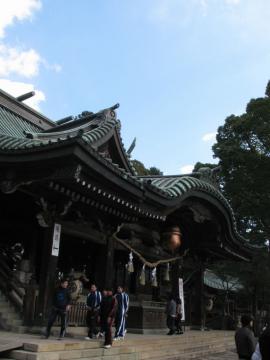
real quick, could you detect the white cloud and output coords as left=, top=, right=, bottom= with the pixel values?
left=0, top=44, right=41, bottom=77
left=0, top=78, right=45, bottom=111
left=42, top=59, right=62, bottom=73
left=202, top=132, right=216, bottom=142
left=0, top=0, right=62, bottom=113
left=0, top=0, right=41, bottom=38
left=180, top=164, right=194, bottom=174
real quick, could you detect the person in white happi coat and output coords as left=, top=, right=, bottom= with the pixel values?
left=114, top=286, right=129, bottom=340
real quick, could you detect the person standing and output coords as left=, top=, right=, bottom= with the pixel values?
left=166, top=293, right=177, bottom=335
left=175, top=296, right=183, bottom=335
left=85, top=284, right=102, bottom=340
left=45, top=279, right=71, bottom=340
left=97, top=289, right=108, bottom=338
left=235, top=315, right=256, bottom=360
left=251, top=343, right=262, bottom=360
left=114, top=286, right=129, bottom=340
left=100, top=287, right=118, bottom=349
left=259, top=324, right=270, bottom=360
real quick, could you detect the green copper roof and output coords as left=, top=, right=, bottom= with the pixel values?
left=142, top=175, right=231, bottom=206
left=0, top=109, right=118, bottom=148
left=0, top=103, right=136, bottom=175
left=204, top=269, right=243, bottom=291
left=0, top=105, right=41, bottom=138
left=142, top=174, right=236, bottom=227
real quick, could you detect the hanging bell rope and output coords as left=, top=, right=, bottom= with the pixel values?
left=139, top=264, right=146, bottom=286
left=163, top=263, right=170, bottom=282
left=113, top=225, right=188, bottom=268
left=151, top=267, right=158, bottom=287
left=126, top=251, right=134, bottom=273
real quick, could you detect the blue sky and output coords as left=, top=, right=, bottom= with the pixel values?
left=0, top=0, right=270, bottom=174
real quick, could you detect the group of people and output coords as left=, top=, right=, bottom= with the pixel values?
left=165, top=293, right=184, bottom=335
left=85, top=284, right=129, bottom=348
left=44, top=279, right=129, bottom=349
left=235, top=315, right=270, bottom=360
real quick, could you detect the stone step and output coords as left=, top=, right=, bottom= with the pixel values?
left=0, top=290, right=23, bottom=330
left=140, top=343, right=229, bottom=359
left=10, top=326, right=29, bottom=334
left=8, top=337, right=234, bottom=360
left=0, top=293, right=10, bottom=299
left=10, top=346, right=138, bottom=360
left=124, top=338, right=234, bottom=360
left=150, top=349, right=227, bottom=360
left=0, top=298, right=10, bottom=304
left=138, top=340, right=232, bottom=354
left=21, top=335, right=234, bottom=353
left=129, top=341, right=233, bottom=354
left=4, top=331, right=236, bottom=360
left=11, top=319, right=23, bottom=326
left=76, top=355, right=139, bottom=360
left=113, top=338, right=234, bottom=351
left=0, top=305, right=13, bottom=312
left=0, top=312, right=20, bottom=320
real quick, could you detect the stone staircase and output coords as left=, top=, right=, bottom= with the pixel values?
left=0, top=291, right=23, bottom=332
left=2, top=331, right=236, bottom=360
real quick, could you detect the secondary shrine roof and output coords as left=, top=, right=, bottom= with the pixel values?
left=204, top=269, right=243, bottom=291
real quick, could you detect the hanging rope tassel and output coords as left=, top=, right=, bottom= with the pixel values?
left=127, top=251, right=134, bottom=273
left=113, top=226, right=189, bottom=268
left=164, top=263, right=170, bottom=282
left=139, top=264, right=146, bottom=286
left=151, top=267, right=158, bottom=287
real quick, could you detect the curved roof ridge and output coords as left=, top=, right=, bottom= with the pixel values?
left=145, top=174, right=233, bottom=212
left=141, top=174, right=257, bottom=252
left=24, top=104, right=119, bottom=142
left=114, top=122, right=137, bottom=176
left=0, top=133, right=44, bottom=150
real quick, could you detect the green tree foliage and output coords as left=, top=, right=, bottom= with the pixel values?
left=148, top=166, right=163, bottom=175
left=193, top=162, right=218, bottom=172
left=205, top=81, right=270, bottom=318
left=213, top=81, right=270, bottom=244
left=131, top=160, right=163, bottom=176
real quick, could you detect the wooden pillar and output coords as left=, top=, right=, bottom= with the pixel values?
left=193, top=261, right=205, bottom=330
left=36, top=224, right=61, bottom=323
left=171, top=259, right=182, bottom=298
left=104, top=236, right=115, bottom=288
left=29, top=228, right=38, bottom=278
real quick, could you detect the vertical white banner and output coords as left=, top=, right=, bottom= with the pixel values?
left=178, top=278, right=185, bottom=321
left=51, top=223, right=61, bottom=256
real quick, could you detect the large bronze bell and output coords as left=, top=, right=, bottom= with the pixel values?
left=162, top=226, right=182, bottom=251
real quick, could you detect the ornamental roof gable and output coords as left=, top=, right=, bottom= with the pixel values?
left=0, top=91, right=136, bottom=175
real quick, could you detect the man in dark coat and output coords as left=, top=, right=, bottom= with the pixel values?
left=45, top=279, right=71, bottom=339
left=100, top=287, right=118, bottom=348
left=235, top=315, right=256, bottom=360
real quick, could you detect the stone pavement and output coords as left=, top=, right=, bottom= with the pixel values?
left=200, top=349, right=238, bottom=359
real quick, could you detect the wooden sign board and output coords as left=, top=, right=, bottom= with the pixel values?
left=52, top=223, right=61, bottom=257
